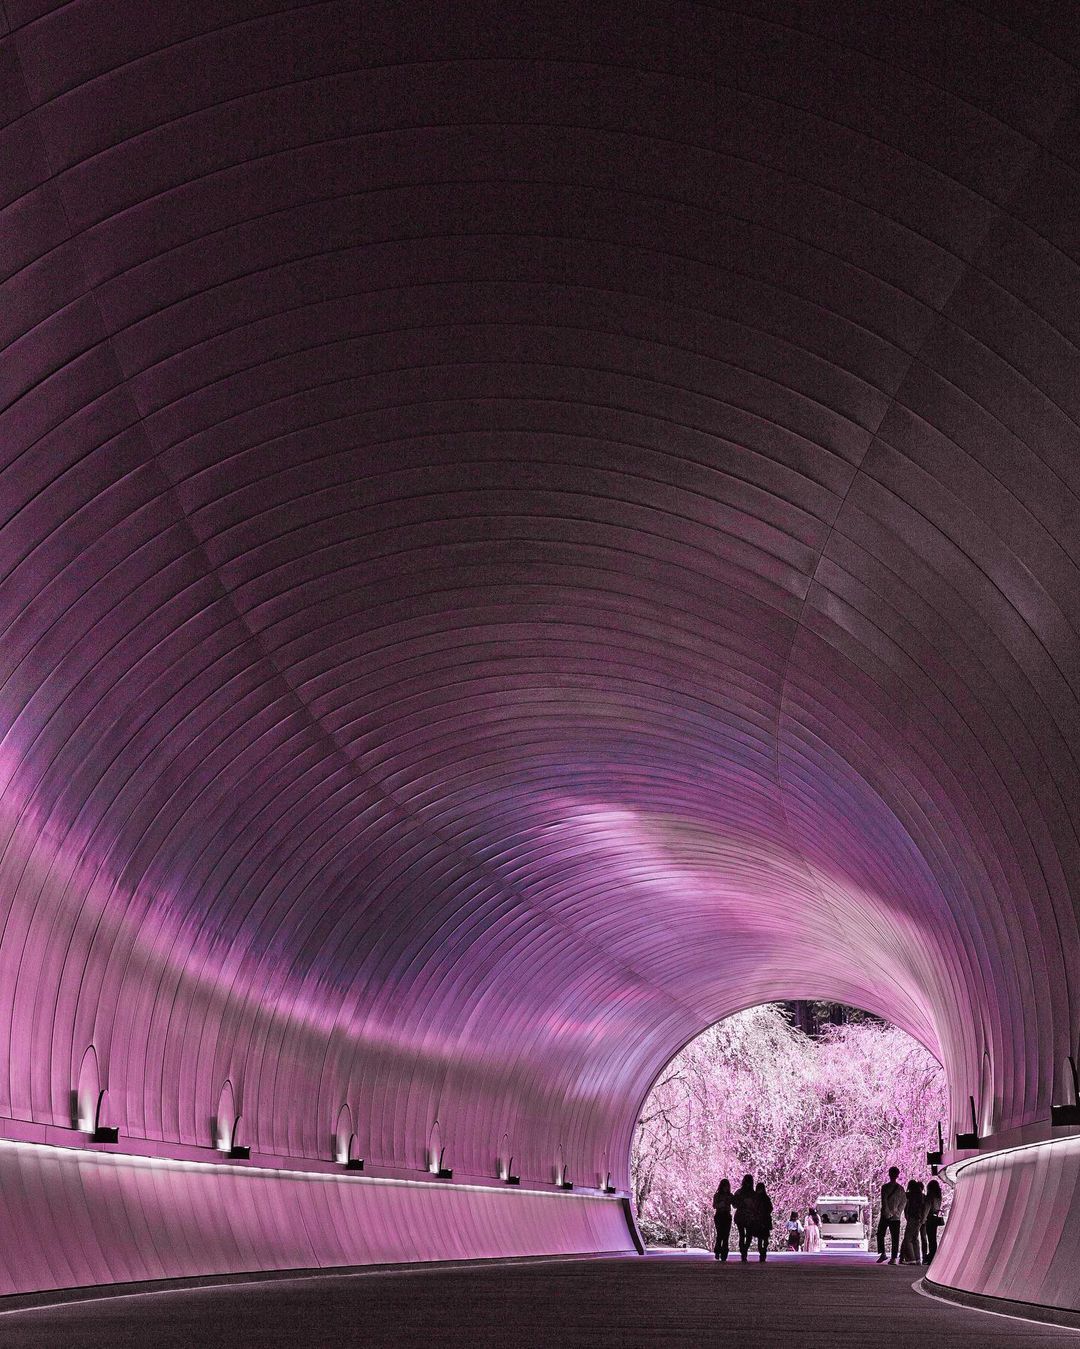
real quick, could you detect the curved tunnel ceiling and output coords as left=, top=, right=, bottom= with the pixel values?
left=2, top=0, right=1079, bottom=1193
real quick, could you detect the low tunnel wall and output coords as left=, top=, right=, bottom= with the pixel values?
left=0, top=1141, right=637, bottom=1297
left=928, top=1139, right=1080, bottom=1319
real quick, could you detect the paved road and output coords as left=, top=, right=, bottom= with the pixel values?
left=1, top=1253, right=1076, bottom=1347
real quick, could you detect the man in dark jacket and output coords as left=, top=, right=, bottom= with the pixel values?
left=876, top=1167, right=905, bottom=1264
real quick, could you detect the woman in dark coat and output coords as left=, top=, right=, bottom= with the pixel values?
left=923, top=1179, right=943, bottom=1264
left=899, top=1179, right=925, bottom=1263
left=712, top=1178, right=733, bottom=1261
left=731, top=1174, right=756, bottom=1262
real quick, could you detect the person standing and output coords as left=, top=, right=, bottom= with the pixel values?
left=753, top=1181, right=773, bottom=1261
left=732, top=1174, right=756, bottom=1262
left=923, top=1179, right=944, bottom=1265
left=712, top=1178, right=733, bottom=1261
left=785, top=1210, right=803, bottom=1251
left=803, top=1208, right=822, bottom=1253
left=876, top=1166, right=905, bottom=1264
left=899, top=1179, right=925, bottom=1263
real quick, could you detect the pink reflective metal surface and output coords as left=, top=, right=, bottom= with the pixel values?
left=932, top=1140, right=1080, bottom=1314
left=0, top=1141, right=634, bottom=1293
left=1, top=0, right=1079, bottom=1315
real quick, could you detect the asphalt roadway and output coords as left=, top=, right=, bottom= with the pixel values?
left=0, top=1251, right=1076, bottom=1347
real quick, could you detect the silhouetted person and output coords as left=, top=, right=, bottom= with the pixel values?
left=900, top=1179, right=926, bottom=1263
left=712, top=1177, right=733, bottom=1261
left=876, top=1166, right=905, bottom=1264
left=732, top=1174, right=755, bottom=1261
left=752, top=1181, right=773, bottom=1261
left=923, top=1179, right=943, bottom=1265
left=785, top=1210, right=803, bottom=1250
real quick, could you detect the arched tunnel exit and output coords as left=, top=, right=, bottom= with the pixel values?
left=628, top=1002, right=949, bottom=1256
left=1, top=0, right=1079, bottom=1340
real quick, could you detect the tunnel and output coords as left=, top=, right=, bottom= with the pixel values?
left=1, top=0, right=1079, bottom=1334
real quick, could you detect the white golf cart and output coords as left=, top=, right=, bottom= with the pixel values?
left=813, top=1195, right=870, bottom=1251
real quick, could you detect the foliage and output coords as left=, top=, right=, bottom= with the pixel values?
left=631, top=1005, right=949, bottom=1248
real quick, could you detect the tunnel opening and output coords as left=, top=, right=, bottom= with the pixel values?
left=631, top=1002, right=950, bottom=1255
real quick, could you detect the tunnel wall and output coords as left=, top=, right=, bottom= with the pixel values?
left=2, top=0, right=1080, bottom=1322
left=0, top=1138, right=635, bottom=1296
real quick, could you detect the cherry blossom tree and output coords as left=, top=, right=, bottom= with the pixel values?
left=631, top=1005, right=950, bottom=1248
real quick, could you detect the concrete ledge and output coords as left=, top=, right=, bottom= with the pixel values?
left=918, top=1277, right=1080, bottom=1333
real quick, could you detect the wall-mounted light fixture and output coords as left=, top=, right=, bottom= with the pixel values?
left=428, top=1122, right=452, bottom=1177
left=76, top=1049, right=117, bottom=1140
left=342, top=1132, right=364, bottom=1170
left=497, top=1134, right=519, bottom=1184
left=926, top=1120, right=944, bottom=1168
left=335, top=1114, right=364, bottom=1169
left=955, top=1095, right=980, bottom=1150
left=88, top=1088, right=118, bottom=1143
left=215, top=1080, right=246, bottom=1156
left=1051, top=1055, right=1080, bottom=1126
left=227, top=1113, right=251, bottom=1160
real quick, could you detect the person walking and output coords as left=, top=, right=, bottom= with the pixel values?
left=712, top=1178, right=733, bottom=1261
left=876, top=1166, right=905, bottom=1264
left=785, top=1210, right=803, bottom=1251
left=752, top=1181, right=773, bottom=1261
left=899, top=1179, right=925, bottom=1263
left=803, top=1207, right=822, bottom=1254
left=923, top=1179, right=944, bottom=1265
left=732, top=1174, right=756, bottom=1262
